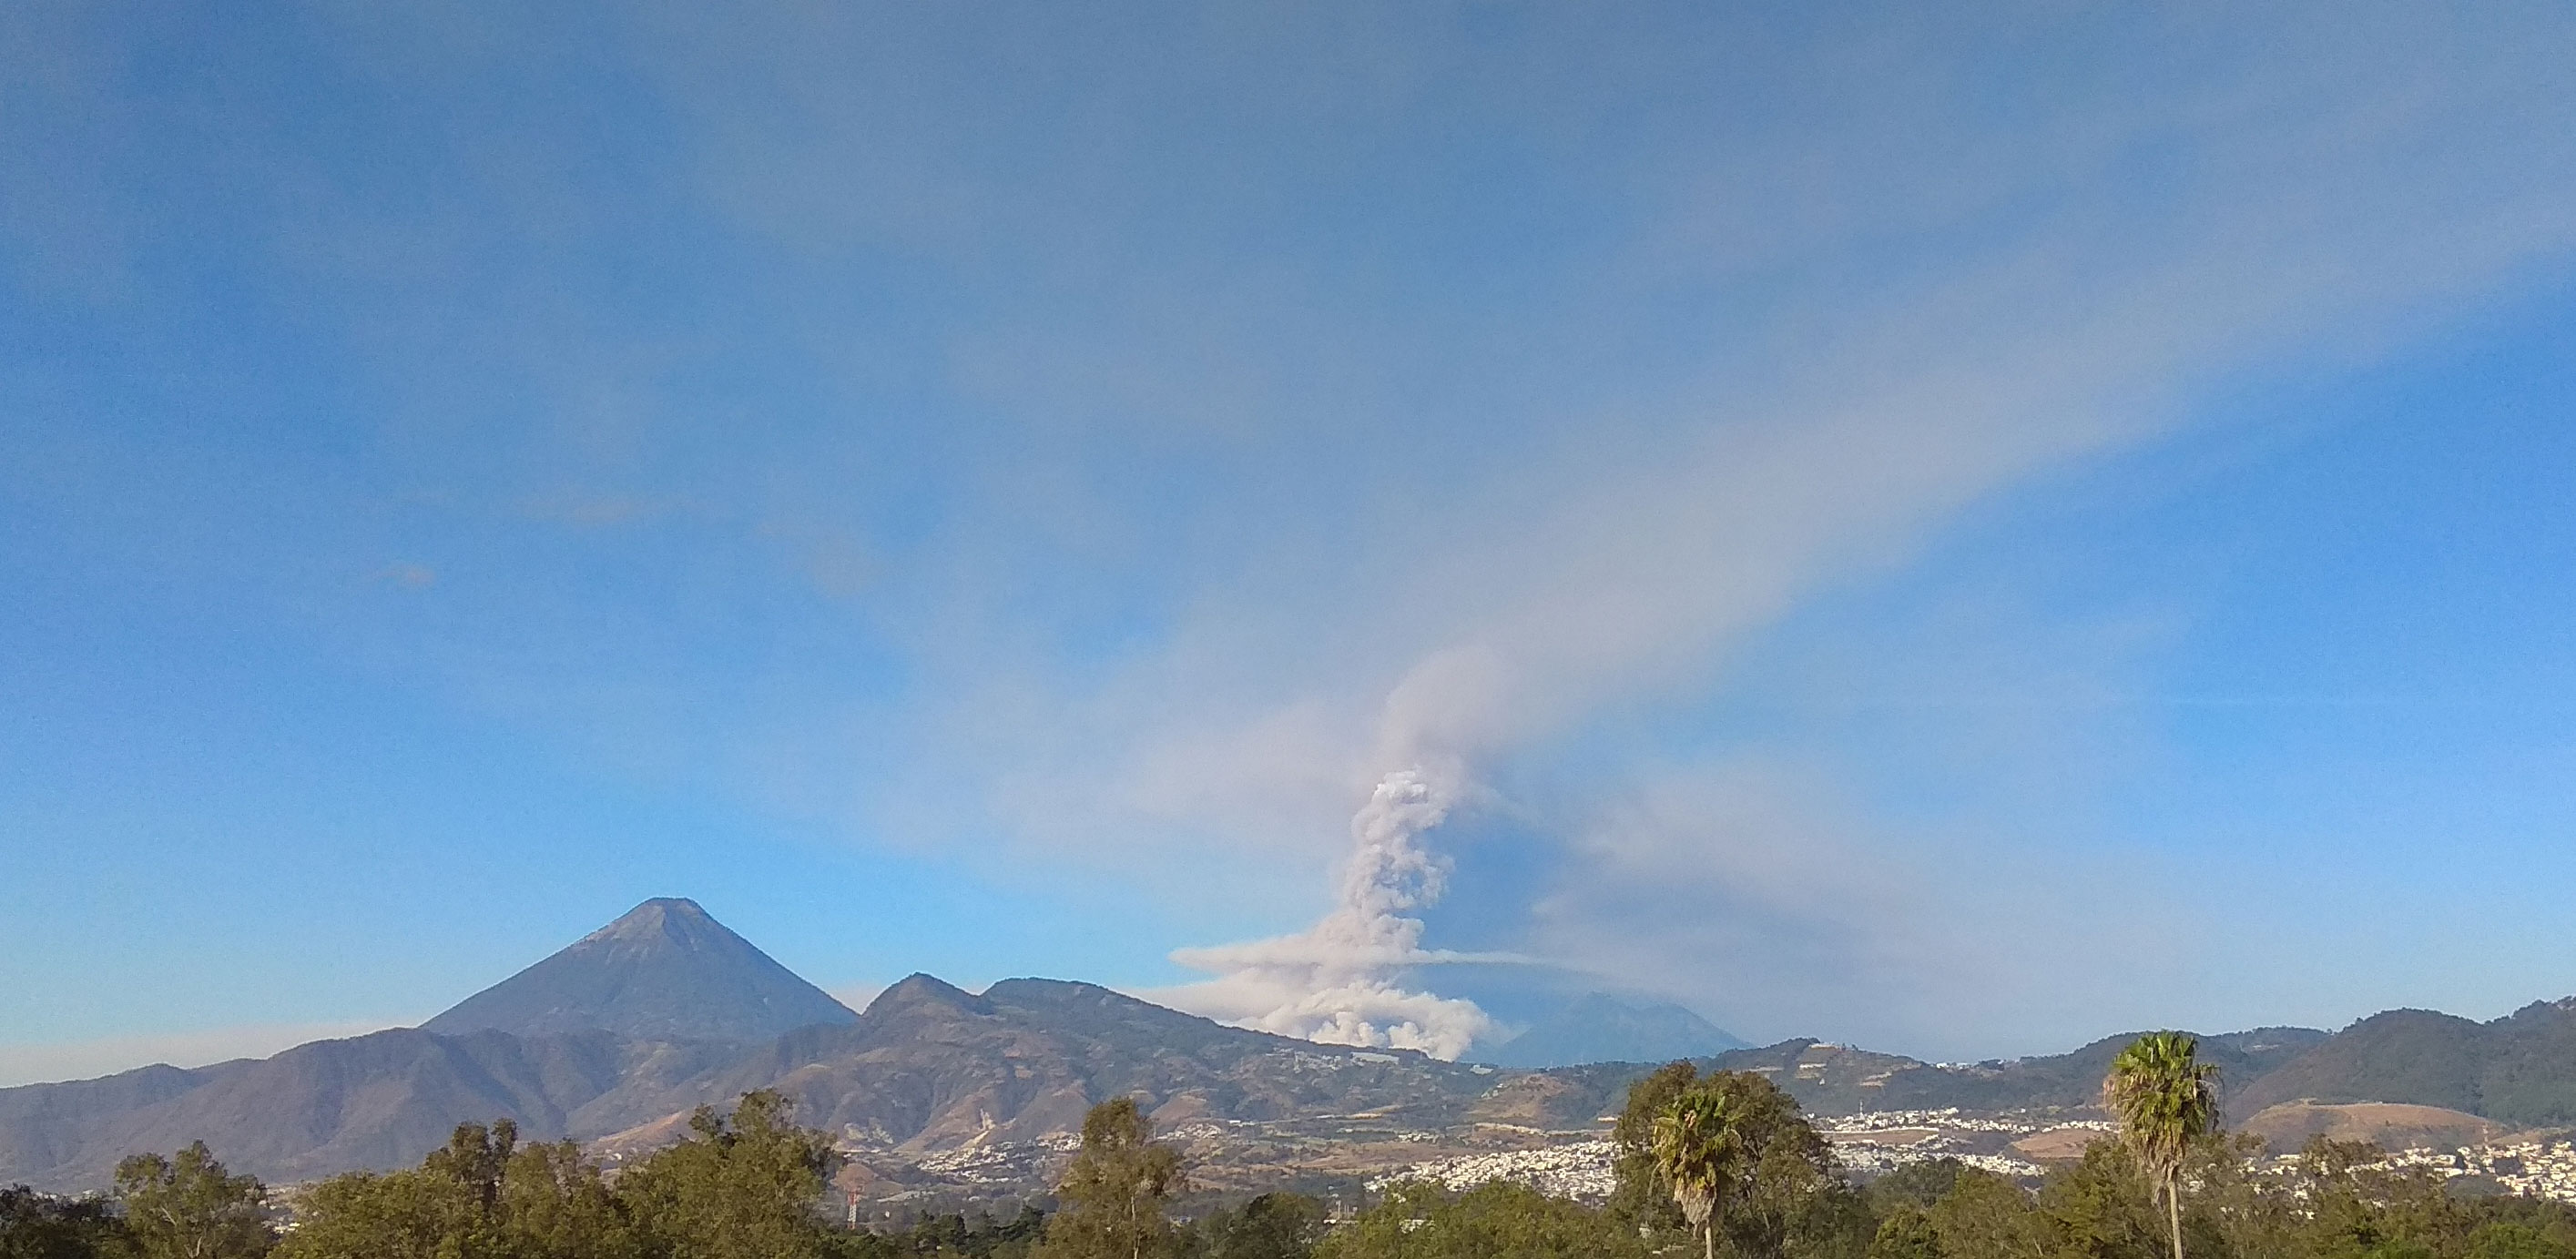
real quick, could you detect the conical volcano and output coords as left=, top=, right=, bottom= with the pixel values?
left=421, top=898, right=858, bottom=1042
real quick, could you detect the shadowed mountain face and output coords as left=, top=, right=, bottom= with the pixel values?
left=421, top=899, right=859, bottom=1044
left=0, top=1028, right=749, bottom=1192
left=1810, top=1025, right=2331, bottom=1115
left=1478, top=993, right=1749, bottom=1068
left=0, top=972, right=1523, bottom=1191
left=2228, top=1000, right=2576, bottom=1129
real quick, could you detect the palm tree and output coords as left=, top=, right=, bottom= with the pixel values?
left=1653, top=1087, right=1745, bottom=1259
left=2103, top=1031, right=2221, bottom=1259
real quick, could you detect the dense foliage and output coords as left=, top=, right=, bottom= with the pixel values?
left=1177, top=1193, right=1325, bottom=1259
left=1613, top=1059, right=1705, bottom=1234
left=1315, top=1179, right=1647, bottom=1259
left=3, top=1185, right=132, bottom=1259
left=277, top=1091, right=830, bottom=1259
left=836, top=1207, right=1047, bottom=1259
left=619, top=1091, right=840, bottom=1259
left=3, top=1141, right=276, bottom=1259
left=1862, top=1140, right=2576, bottom=1259
left=277, top=1120, right=645, bottom=1259
left=113, top=1143, right=273, bottom=1259
left=1616, top=1063, right=1867, bottom=1259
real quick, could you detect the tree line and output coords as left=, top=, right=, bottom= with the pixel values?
left=11, top=1035, right=2576, bottom=1259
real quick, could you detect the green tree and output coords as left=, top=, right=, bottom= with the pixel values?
left=2283, top=1138, right=2469, bottom=1259
left=1928, top=1169, right=2050, bottom=1259
left=1867, top=1161, right=1966, bottom=1216
left=622, top=1091, right=840, bottom=1259
left=2033, top=1141, right=2162, bottom=1259
left=1314, top=1180, right=1647, bottom=1259
left=1611, top=1061, right=1701, bottom=1235
left=3, top=1184, right=132, bottom=1259
left=1792, top=1181, right=1876, bottom=1259
left=1036, top=1100, right=1183, bottom=1259
left=495, top=1138, right=640, bottom=1259
left=2175, top=1132, right=2294, bottom=1259
left=2101, top=1033, right=2219, bottom=1259
left=277, top=1121, right=641, bottom=1259
left=837, top=1206, right=1048, bottom=1259
left=112, top=1144, right=270, bottom=1259
left=1634, top=1072, right=1842, bottom=1259
left=2468, top=1223, right=2576, bottom=1259
left=273, top=1168, right=477, bottom=1259
left=1187, top=1193, right=1323, bottom=1259
left=1867, top=1205, right=1941, bottom=1259
left=1654, top=1087, right=1742, bottom=1259
left=424, top=1122, right=517, bottom=1220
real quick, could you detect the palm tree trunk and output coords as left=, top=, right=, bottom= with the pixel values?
left=1704, top=1221, right=1715, bottom=1259
left=2165, top=1172, right=2184, bottom=1259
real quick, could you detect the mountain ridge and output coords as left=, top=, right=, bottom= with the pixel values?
left=2229, top=1000, right=2576, bottom=1128
left=9, top=900, right=2575, bottom=1193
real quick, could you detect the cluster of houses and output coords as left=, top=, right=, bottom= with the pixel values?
left=2376, top=1139, right=2576, bottom=1203
left=1367, top=1139, right=1621, bottom=1201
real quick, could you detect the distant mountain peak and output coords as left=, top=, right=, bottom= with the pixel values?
left=867, top=973, right=989, bottom=1016
left=421, top=899, right=858, bottom=1043
left=981, top=977, right=1124, bottom=1007
left=563, top=898, right=732, bottom=956
left=583, top=897, right=709, bottom=939
left=1478, top=991, right=1748, bottom=1068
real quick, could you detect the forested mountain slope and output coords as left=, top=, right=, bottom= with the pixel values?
left=2230, top=1000, right=2576, bottom=1128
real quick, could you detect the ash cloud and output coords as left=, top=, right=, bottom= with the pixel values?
left=1162, top=767, right=1510, bottom=1059
left=233, top=2, right=2576, bottom=1057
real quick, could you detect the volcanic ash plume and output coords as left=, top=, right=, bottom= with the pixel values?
left=1163, top=767, right=1495, bottom=1060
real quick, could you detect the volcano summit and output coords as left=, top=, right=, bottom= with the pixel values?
left=420, top=898, right=860, bottom=1044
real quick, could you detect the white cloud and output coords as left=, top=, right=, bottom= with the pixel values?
left=971, top=3, right=2576, bottom=1052
left=34, top=2, right=2564, bottom=1057
left=821, top=3, right=2571, bottom=847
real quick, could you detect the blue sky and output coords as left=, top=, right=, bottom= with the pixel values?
left=5, top=0, right=2576, bottom=1084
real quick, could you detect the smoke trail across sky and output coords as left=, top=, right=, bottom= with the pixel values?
left=14, top=0, right=2576, bottom=1082
left=1162, top=767, right=1504, bottom=1059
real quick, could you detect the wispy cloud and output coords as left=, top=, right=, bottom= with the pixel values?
left=799, top=2, right=2576, bottom=1051
left=9, top=1, right=2572, bottom=1058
